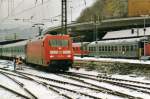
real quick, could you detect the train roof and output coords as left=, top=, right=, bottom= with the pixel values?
left=0, top=39, right=26, bottom=45
left=103, top=27, right=150, bottom=39
left=73, top=42, right=90, bottom=47
left=89, top=37, right=145, bottom=45
left=29, top=34, right=70, bottom=42
left=2, top=40, right=28, bottom=48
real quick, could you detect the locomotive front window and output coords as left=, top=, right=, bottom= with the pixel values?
left=49, top=39, right=69, bottom=47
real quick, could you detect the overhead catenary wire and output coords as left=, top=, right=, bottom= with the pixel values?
left=10, top=0, right=25, bottom=16
left=0, top=0, right=53, bottom=26
left=11, top=0, right=52, bottom=17
left=83, top=0, right=86, bottom=6
left=0, top=0, right=89, bottom=28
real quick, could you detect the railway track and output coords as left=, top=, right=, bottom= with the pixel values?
left=0, top=84, right=30, bottom=99
left=1, top=68, right=142, bottom=99
left=66, top=71, right=150, bottom=93
left=0, top=68, right=108, bottom=99
left=1, top=64, right=150, bottom=99
left=68, top=71, right=150, bottom=85
left=58, top=73, right=144, bottom=99
left=0, top=68, right=71, bottom=99
left=0, top=71, right=38, bottom=99
left=60, top=72, right=150, bottom=98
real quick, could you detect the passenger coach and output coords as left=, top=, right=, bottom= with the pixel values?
left=87, top=37, right=148, bottom=59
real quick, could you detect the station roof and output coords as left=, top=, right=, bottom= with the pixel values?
left=103, top=27, right=150, bottom=39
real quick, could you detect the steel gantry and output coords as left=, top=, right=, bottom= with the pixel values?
left=61, top=0, right=67, bottom=34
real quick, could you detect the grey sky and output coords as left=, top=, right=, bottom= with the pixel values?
left=0, top=0, right=96, bottom=41
left=0, top=0, right=95, bottom=29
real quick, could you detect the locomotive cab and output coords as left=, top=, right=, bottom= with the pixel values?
left=45, top=35, right=73, bottom=71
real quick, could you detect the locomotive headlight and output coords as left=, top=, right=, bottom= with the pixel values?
left=50, top=55, right=54, bottom=58
left=67, top=55, right=71, bottom=58
left=50, top=51, right=58, bottom=54
left=63, top=51, right=71, bottom=54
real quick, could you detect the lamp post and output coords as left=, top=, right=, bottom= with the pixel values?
left=70, top=6, right=73, bottom=23
left=33, top=23, right=44, bottom=36
left=140, top=15, right=149, bottom=56
left=93, top=15, right=100, bottom=57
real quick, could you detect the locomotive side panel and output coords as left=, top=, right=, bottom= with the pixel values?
left=26, top=40, right=45, bottom=66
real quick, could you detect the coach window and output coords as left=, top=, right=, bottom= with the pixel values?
left=108, top=46, right=110, bottom=51
left=99, top=46, right=101, bottom=51
left=131, top=45, right=133, bottom=51
left=122, top=46, right=125, bottom=51
left=126, top=46, right=129, bottom=51
left=115, top=46, right=117, bottom=51
left=90, top=47, right=92, bottom=51
left=89, top=47, right=90, bottom=51
left=91, top=47, right=93, bottom=51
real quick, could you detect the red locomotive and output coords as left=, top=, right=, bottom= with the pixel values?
left=26, top=34, right=73, bottom=71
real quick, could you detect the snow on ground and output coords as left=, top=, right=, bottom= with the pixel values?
left=31, top=74, right=122, bottom=99
left=71, top=68, right=150, bottom=86
left=1, top=59, right=150, bottom=99
left=83, top=79, right=150, bottom=99
left=75, top=56, right=150, bottom=65
left=74, top=56, right=150, bottom=83
left=19, top=66, right=92, bottom=87
left=0, top=73, right=30, bottom=97
left=0, top=87, right=22, bottom=99
left=8, top=75, right=64, bottom=99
